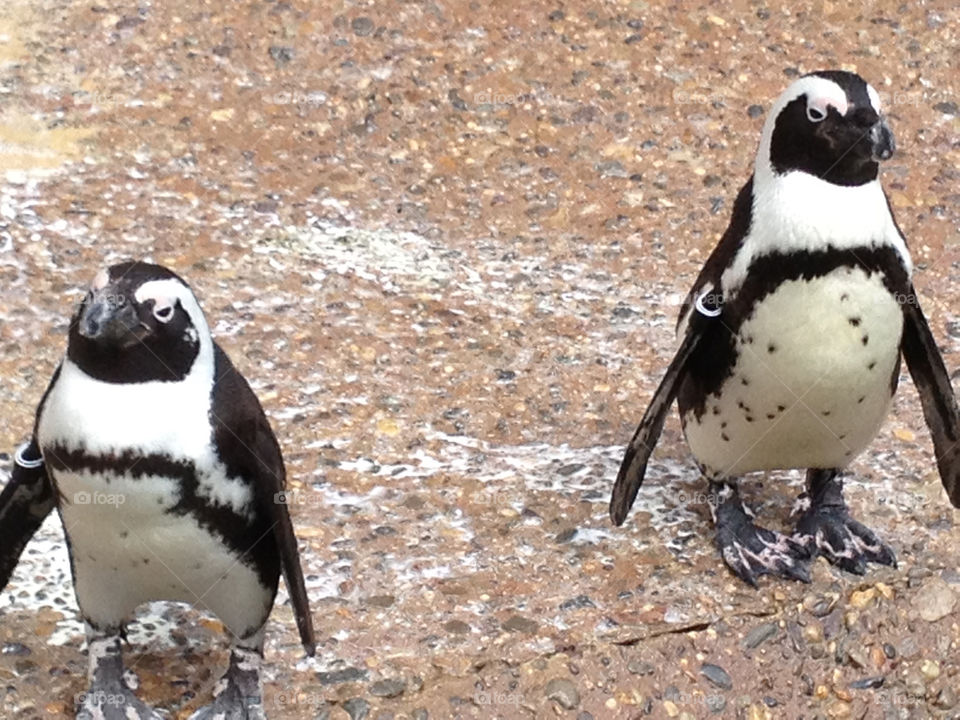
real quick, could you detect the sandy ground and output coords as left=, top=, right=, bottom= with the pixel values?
left=1, top=1, right=959, bottom=718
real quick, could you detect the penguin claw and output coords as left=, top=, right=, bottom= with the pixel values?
left=715, top=515, right=812, bottom=586
left=794, top=503, right=897, bottom=573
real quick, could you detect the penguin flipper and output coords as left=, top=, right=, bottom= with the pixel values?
left=610, top=327, right=703, bottom=525
left=900, top=288, right=960, bottom=507
left=0, top=437, right=55, bottom=593
left=211, top=345, right=317, bottom=655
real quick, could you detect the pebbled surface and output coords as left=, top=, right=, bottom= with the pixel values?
left=1, top=1, right=959, bottom=718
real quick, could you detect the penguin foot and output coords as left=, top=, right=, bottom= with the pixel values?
left=77, top=634, right=164, bottom=720
left=793, top=496, right=897, bottom=574
left=76, top=686, right=165, bottom=720
left=189, top=647, right=265, bottom=720
left=792, top=468, right=897, bottom=575
left=711, top=482, right=811, bottom=587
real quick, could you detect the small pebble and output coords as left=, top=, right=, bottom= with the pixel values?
left=700, top=663, right=733, bottom=690
left=627, top=660, right=655, bottom=675
left=919, top=659, right=940, bottom=680
left=559, top=595, right=595, bottom=611
left=502, top=615, right=538, bottom=633
left=848, top=676, right=884, bottom=690
left=370, top=678, right=405, bottom=699
left=545, top=678, right=580, bottom=710
left=351, top=16, right=374, bottom=36
left=849, top=588, right=875, bottom=609
left=343, top=698, right=370, bottom=720
left=742, top=621, right=778, bottom=649
left=316, top=667, right=368, bottom=685
left=915, top=578, right=957, bottom=621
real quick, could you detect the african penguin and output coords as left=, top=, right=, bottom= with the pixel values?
left=610, top=70, right=960, bottom=586
left=0, top=262, right=315, bottom=719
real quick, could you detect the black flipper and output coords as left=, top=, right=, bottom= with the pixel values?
left=900, top=287, right=960, bottom=508
left=611, top=177, right=756, bottom=526
left=0, top=437, right=55, bottom=593
left=1, top=365, right=62, bottom=595
left=610, top=327, right=704, bottom=525
left=211, top=344, right=316, bottom=654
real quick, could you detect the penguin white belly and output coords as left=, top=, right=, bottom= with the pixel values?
left=55, top=468, right=272, bottom=636
left=684, top=266, right=902, bottom=476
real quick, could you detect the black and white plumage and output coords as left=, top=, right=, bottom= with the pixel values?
left=0, top=262, right=315, bottom=719
left=611, top=71, right=960, bottom=586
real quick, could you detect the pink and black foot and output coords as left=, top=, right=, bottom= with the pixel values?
left=77, top=632, right=164, bottom=720
left=709, top=480, right=811, bottom=586
left=793, top=469, right=897, bottom=574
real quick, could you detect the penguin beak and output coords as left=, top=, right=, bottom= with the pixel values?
left=78, top=292, right=144, bottom=347
left=870, top=117, right=895, bottom=161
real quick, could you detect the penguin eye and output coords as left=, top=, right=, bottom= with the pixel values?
left=806, top=105, right=827, bottom=123
left=153, top=303, right=175, bottom=323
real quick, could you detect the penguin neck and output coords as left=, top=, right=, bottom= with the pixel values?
left=721, top=168, right=912, bottom=295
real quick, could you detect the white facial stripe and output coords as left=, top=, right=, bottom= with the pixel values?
left=808, top=93, right=847, bottom=118
left=756, top=76, right=849, bottom=181
left=866, top=84, right=881, bottom=113
left=135, top=278, right=208, bottom=336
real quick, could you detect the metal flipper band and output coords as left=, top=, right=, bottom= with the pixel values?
left=14, top=443, right=44, bottom=469
left=695, top=286, right=723, bottom=317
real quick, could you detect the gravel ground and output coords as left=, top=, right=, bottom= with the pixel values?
left=1, top=1, right=959, bottom=719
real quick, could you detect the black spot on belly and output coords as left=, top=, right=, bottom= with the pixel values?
left=849, top=317, right=861, bottom=327
left=766, top=413, right=775, bottom=419
left=858, top=396, right=865, bottom=403
left=746, top=416, right=754, bottom=422
left=119, top=531, right=128, bottom=539
left=868, top=361, right=877, bottom=371
left=767, top=343, right=776, bottom=353
left=841, top=293, right=849, bottom=302
left=721, top=433, right=730, bottom=442
left=862, top=334, right=869, bottom=346
left=741, top=377, right=750, bottom=386
left=777, top=404, right=786, bottom=412
left=839, top=434, right=847, bottom=440
left=712, top=406, right=720, bottom=415
left=721, top=421, right=728, bottom=428
left=822, top=410, right=831, bottom=416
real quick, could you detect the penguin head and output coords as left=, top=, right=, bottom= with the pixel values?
left=757, top=70, right=894, bottom=187
left=68, top=262, right=211, bottom=383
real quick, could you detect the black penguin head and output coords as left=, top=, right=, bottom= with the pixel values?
left=68, top=262, right=209, bottom=383
left=761, top=70, right=894, bottom=187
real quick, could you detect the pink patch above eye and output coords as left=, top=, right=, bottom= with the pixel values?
left=91, top=269, right=110, bottom=291
left=808, top=93, right=848, bottom=118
